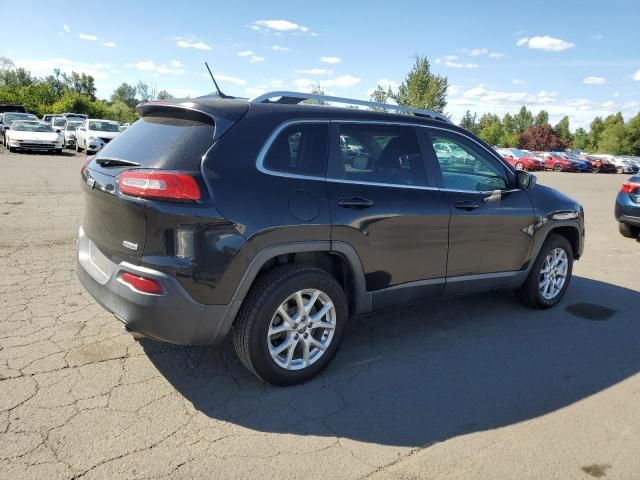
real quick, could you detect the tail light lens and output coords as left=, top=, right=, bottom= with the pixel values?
left=120, top=272, right=164, bottom=295
left=117, top=171, right=200, bottom=201
left=621, top=181, right=640, bottom=194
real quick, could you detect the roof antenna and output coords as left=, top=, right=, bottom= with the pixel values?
left=205, top=62, right=230, bottom=98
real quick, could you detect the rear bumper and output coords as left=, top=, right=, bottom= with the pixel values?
left=618, top=215, right=640, bottom=227
left=76, top=226, right=235, bottom=345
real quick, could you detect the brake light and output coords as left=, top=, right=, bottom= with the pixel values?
left=621, top=181, right=640, bottom=194
left=118, top=171, right=200, bottom=201
left=120, top=272, right=164, bottom=295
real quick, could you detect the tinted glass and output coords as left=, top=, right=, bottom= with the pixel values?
left=95, top=114, right=214, bottom=170
left=89, top=121, right=119, bottom=132
left=330, top=124, right=426, bottom=187
left=263, top=123, right=328, bottom=176
left=428, top=131, right=509, bottom=191
left=13, top=122, right=52, bottom=132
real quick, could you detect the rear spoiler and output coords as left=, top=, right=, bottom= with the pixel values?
left=136, top=98, right=249, bottom=140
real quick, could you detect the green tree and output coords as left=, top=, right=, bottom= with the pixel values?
left=513, top=106, right=534, bottom=133
left=62, top=72, right=96, bottom=100
left=572, top=128, right=589, bottom=150
left=588, top=117, right=605, bottom=151
left=111, top=83, right=138, bottom=108
left=105, top=100, right=138, bottom=123
left=625, top=113, right=640, bottom=155
left=554, top=116, right=572, bottom=145
left=598, top=123, right=629, bottom=154
left=392, top=55, right=448, bottom=113
left=459, top=110, right=478, bottom=134
left=136, top=81, right=157, bottom=103
left=534, top=110, right=549, bottom=125
left=477, top=113, right=503, bottom=146
left=156, top=90, right=173, bottom=100
left=369, top=85, right=393, bottom=112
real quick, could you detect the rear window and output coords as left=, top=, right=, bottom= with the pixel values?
left=263, top=123, right=328, bottom=177
left=95, top=113, right=215, bottom=170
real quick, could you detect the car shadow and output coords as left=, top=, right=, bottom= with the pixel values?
left=140, top=276, right=640, bottom=447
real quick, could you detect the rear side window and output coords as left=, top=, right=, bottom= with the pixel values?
left=263, top=123, right=328, bottom=177
left=329, top=124, right=427, bottom=187
left=95, top=113, right=215, bottom=170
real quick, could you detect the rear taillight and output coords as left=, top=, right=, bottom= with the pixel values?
left=117, top=171, right=201, bottom=201
left=120, top=272, right=164, bottom=295
left=621, top=181, right=640, bottom=194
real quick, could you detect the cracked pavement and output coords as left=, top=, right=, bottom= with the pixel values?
left=1, top=151, right=639, bottom=479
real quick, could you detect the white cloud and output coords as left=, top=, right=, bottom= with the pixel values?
left=249, top=56, right=265, bottom=63
left=102, top=41, right=117, bottom=48
left=601, top=101, right=615, bottom=108
left=238, top=50, right=255, bottom=56
left=516, top=35, right=575, bottom=51
left=366, top=78, right=400, bottom=96
left=127, top=60, right=185, bottom=75
left=215, top=74, right=246, bottom=86
left=583, top=76, right=606, bottom=85
left=252, top=19, right=310, bottom=34
left=79, top=33, right=97, bottom=41
left=296, top=68, right=332, bottom=75
left=13, top=57, right=116, bottom=80
left=246, top=87, right=267, bottom=97
left=172, top=88, right=200, bottom=98
left=436, top=55, right=479, bottom=69
left=320, top=56, right=341, bottom=64
left=63, top=24, right=70, bottom=33
left=269, top=45, right=291, bottom=51
left=633, top=70, right=640, bottom=81
left=512, top=79, right=525, bottom=85
left=174, top=37, right=212, bottom=50
left=238, top=50, right=265, bottom=63
left=294, top=74, right=361, bottom=92
left=458, top=48, right=504, bottom=59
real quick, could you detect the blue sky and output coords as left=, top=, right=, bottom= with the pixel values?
left=5, top=0, right=640, bottom=128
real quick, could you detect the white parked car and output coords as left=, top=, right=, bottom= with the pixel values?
left=75, top=119, right=120, bottom=154
left=62, top=120, right=84, bottom=148
left=593, top=154, right=639, bottom=174
left=5, top=120, right=63, bottom=154
left=51, top=116, right=68, bottom=133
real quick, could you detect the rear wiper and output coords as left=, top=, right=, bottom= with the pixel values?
left=96, top=157, right=140, bottom=167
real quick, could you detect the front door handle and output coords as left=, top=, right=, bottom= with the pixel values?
left=337, top=197, right=374, bottom=209
left=453, top=200, right=479, bottom=211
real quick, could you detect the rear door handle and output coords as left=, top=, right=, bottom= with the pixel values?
left=337, top=197, right=374, bottom=209
left=453, top=200, right=479, bottom=211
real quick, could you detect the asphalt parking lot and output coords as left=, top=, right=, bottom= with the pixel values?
left=1, top=150, right=639, bottom=480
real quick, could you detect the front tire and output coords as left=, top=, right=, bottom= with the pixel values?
left=553, top=163, right=563, bottom=172
left=233, top=264, right=348, bottom=386
left=76, top=141, right=82, bottom=153
left=515, top=162, right=524, bottom=171
left=616, top=166, right=624, bottom=174
left=517, top=234, right=573, bottom=309
left=619, top=222, right=640, bottom=238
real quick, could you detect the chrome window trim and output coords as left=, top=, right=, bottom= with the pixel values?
left=255, top=118, right=517, bottom=194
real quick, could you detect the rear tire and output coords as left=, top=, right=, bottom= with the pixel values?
left=619, top=222, right=640, bottom=238
left=616, top=166, right=624, bottom=174
left=515, top=162, right=524, bottom=171
left=553, top=163, right=563, bottom=172
left=76, top=141, right=82, bottom=153
left=8, top=145, right=14, bottom=153
left=233, top=264, right=348, bottom=386
left=517, top=234, right=573, bottom=309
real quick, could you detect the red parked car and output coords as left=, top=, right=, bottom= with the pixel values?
left=496, top=148, right=544, bottom=171
left=583, top=155, right=618, bottom=173
left=541, top=152, right=579, bottom=172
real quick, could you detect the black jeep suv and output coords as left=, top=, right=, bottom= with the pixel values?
left=77, top=92, right=584, bottom=385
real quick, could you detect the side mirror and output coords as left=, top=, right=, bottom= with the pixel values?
left=516, top=170, right=536, bottom=190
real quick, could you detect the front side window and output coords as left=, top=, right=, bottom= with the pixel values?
left=263, top=123, right=328, bottom=177
left=329, top=124, right=426, bottom=187
left=428, top=130, right=509, bottom=191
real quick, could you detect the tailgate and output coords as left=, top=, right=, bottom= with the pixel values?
left=81, top=167, right=147, bottom=264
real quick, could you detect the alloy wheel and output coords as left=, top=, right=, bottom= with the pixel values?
left=267, top=289, right=336, bottom=371
left=538, top=248, right=568, bottom=300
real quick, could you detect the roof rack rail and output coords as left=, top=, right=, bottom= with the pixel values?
left=250, top=91, right=451, bottom=123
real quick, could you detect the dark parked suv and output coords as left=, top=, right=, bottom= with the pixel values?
left=77, top=92, right=585, bottom=385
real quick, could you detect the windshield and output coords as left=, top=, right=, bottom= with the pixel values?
left=510, top=148, right=530, bottom=157
left=89, top=121, right=119, bottom=132
left=3, top=113, right=37, bottom=125
left=52, top=118, right=67, bottom=127
left=65, top=121, right=83, bottom=131
left=12, top=121, right=53, bottom=132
